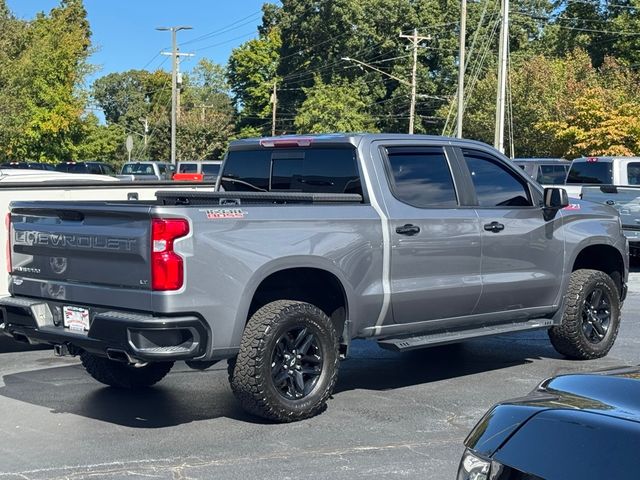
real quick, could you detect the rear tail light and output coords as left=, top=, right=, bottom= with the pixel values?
left=151, top=218, right=189, bottom=291
left=5, top=213, right=11, bottom=274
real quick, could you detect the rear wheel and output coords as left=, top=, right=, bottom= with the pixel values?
left=229, top=300, right=339, bottom=422
left=549, top=269, right=621, bottom=360
left=80, top=352, right=174, bottom=389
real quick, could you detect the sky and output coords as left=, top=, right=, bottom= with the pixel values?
left=6, top=0, right=267, bottom=83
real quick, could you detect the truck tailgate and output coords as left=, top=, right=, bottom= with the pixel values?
left=9, top=202, right=153, bottom=294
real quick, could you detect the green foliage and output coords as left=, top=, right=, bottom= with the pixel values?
left=3, top=0, right=640, bottom=162
left=74, top=114, right=126, bottom=164
left=0, top=0, right=91, bottom=161
left=460, top=49, right=640, bottom=157
left=227, top=26, right=281, bottom=133
left=294, top=77, right=377, bottom=133
left=538, top=58, right=640, bottom=157
left=91, top=59, right=235, bottom=162
left=91, top=69, right=171, bottom=160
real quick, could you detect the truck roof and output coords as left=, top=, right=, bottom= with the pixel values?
left=573, top=156, right=640, bottom=162
left=229, top=133, right=498, bottom=151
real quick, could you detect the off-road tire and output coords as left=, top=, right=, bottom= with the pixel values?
left=80, top=352, right=174, bottom=389
left=228, top=300, right=339, bottom=422
left=549, top=269, right=621, bottom=360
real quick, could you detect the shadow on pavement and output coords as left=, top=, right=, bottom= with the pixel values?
left=0, top=363, right=260, bottom=427
left=0, top=331, right=562, bottom=428
left=0, top=335, right=50, bottom=353
left=336, top=331, right=561, bottom=393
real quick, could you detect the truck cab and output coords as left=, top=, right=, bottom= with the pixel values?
left=565, top=156, right=640, bottom=197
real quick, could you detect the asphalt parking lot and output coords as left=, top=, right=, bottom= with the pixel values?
left=1, top=274, right=639, bottom=480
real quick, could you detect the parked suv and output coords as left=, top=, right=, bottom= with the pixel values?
left=55, top=161, right=116, bottom=176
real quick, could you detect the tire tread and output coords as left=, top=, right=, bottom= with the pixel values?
left=549, top=269, right=620, bottom=360
left=229, top=300, right=339, bottom=422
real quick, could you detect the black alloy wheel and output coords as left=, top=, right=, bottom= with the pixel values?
left=271, top=326, right=323, bottom=400
left=581, top=287, right=612, bottom=344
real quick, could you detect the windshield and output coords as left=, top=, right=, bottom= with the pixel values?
left=179, top=163, right=198, bottom=173
left=566, top=161, right=613, bottom=184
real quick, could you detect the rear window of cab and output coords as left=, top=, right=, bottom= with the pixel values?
left=220, top=147, right=363, bottom=196
left=566, top=161, right=613, bottom=184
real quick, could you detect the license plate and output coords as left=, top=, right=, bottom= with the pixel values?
left=63, top=306, right=90, bottom=332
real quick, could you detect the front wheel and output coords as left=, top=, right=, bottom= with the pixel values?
left=229, top=300, right=339, bottom=422
left=549, top=269, right=621, bottom=360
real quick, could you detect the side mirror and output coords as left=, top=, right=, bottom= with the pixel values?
left=544, top=187, right=569, bottom=209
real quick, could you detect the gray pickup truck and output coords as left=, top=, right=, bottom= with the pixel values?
left=0, top=134, right=628, bottom=422
left=582, top=185, right=640, bottom=256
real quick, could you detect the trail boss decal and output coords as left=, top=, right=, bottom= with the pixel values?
left=563, top=203, right=581, bottom=211
left=201, top=208, right=247, bottom=219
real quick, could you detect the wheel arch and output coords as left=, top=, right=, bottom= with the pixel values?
left=232, top=257, right=354, bottom=347
left=571, top=242, right=625, bottom=296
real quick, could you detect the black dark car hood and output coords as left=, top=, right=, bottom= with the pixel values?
left=465, top=366, right=640, bottom=456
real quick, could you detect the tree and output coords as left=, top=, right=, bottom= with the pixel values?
left=0, top=0, right=92, bottom=161
left=538, top=58, right=640, bottom=156
left=294, top=77, right=377, bottom=133
left=456, top=49, right=640, bottom=157
left=227, top=26, right=281, bottom=133
left=92, top=69, right=171, bottom=159
left=74, top=113, right=126, bottom=164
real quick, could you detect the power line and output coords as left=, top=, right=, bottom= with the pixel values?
left=564, top=0, right=639, bottom=10
left=181, top=11, right=263, bottom=46
left=194, top=30, right=259, bottom=52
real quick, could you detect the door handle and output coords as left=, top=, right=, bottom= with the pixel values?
left=396, top=224, right=421, bottom=236
left=484, top=221, right=505, bottom=233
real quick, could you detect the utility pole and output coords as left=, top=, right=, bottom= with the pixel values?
left=177, top=50, right=194, bottom=122
left=494, top=0, right=509, bottom=153
left=156, top=25, right=193, bottom=165
left=139, top=117, right=149, bottom=146
left=270, top=81, right=277, bottom=137
left=456, top=0, right=467, bottom=139
left=400, top=29, right=431, bottom=135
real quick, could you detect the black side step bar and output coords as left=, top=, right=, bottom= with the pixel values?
left=377, top=319, right=554, bottom=352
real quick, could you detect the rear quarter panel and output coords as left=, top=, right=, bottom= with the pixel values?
left=152, top=203, right=383, bottom=357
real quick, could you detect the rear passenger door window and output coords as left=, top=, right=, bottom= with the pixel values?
left=628, top=162, right=640, bottom=185
left=463, top=152, right=532, bottom=207
left=385, top=147, right=458, bottom=207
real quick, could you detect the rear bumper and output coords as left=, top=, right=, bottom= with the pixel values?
left=0, top=296, right=209, bottom=362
